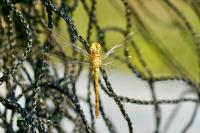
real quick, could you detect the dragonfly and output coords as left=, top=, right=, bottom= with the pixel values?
left=49, top=31, right=134, bottom=118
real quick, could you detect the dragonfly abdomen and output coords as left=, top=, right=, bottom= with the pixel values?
left=93, top=67, right=100, bottom=118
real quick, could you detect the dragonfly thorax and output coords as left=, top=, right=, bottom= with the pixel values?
left=90, top=42, right=101, bottom=68
left=90, top=42, right=101, bottom=53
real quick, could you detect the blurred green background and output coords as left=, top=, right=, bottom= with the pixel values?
left=54, top=0, right=200, bottom=82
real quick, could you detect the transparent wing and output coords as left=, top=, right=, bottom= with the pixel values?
left=103, top=44, right=122, bottom=59
left=50, top=31, right=90, bottom=58
left=70, top=60, right=90, bottom=66
left=51, top=51, right=91, bottom=67
left=103, top=32, right=134, bottom=59
left=102, top=62, right=113, bottom=66
left=62, top=41, right=90, bottom=58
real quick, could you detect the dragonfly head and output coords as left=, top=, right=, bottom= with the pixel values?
left=90, top=42, right=101, bottom=54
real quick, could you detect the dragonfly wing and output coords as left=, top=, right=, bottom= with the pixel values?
left=50, top=31, right=90, bottom=58
left=69, top=60, right=90, bottom=66
left=124, top=32, right=134, bottom=43
left=62, top=42, right=90, bottom=58
left=51, top=49, right=90, bottom=67
left=102, top=62, right=113, bottom=66
left=103, top=44, right=122, bottom=59
left=103, top=32, right=134, bottom=59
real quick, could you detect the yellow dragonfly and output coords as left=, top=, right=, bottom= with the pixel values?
left=49, top=31, right=134, bottom=118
